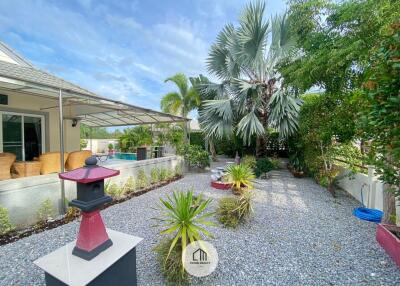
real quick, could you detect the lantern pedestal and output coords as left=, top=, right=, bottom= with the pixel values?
left=34, top=229, right=142, bottom=286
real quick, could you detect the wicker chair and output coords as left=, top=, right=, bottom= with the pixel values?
left=65, top=150, right=92, bottom=171
left=39, top=152, right=69, bottom=175
left=0, top=153, right=16, bottom=180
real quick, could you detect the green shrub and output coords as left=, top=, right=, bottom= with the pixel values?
left=269, top=157, right=280, bottom=169
left=217, top=191, right=254, bottom=228
left=150, top=168, right=160, bottom=184
left=105, top=181, right=125, bottom=198
left=37, top=199, right=55, bottom=222
left=122, top=177, right=136, bottom=193
left=108, top=143, right=114, bottom=150
left=242, top=155, right=257, bottom=169
left=159, top=168, right=168, bottom=181
left=254, top=158, right=274, bottom=177
left=136, top=169, right=149, bottom=189
left=0, top=206, right=13, bottom=234
left=153, top=190, right=214, bottom=283
left=166, top=169, right=175, bottom=180
left=181, top=145, right=210, bottom=169
left=154, top=239, right=187, bottom=285
left=226, top=164, right=255, bottom=195
left=174, top=164, right=183, bottom=176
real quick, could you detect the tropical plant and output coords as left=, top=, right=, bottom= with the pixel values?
left=226, top=164, right=255, bottom=194
left=359, top=22, right=400, bottom=222
left=108, top=143, right=114, bottom=150
left=153, top=190, right=214, bottom=282
left=279, top=0, right=400, bottom=94
left=122, top=177, right=136, bottom=193
left=174, top=164, right=183, bottom=176
left=105, top=181, right=125, bottom=198
left=254, top=158, right=274, bottom=177
left=150, top=168, right=160, bottom=184
left=198, top=1, right=302, bottom=157
left=119, top=126, right=153, bottom=152
left=159, top=168, right=168, bottom=181
left=136, top=169, right=149, bottom=189
left=242, top=155, right=257, bottom=169
left=181, top=145, right=210, bottom=169
left=37, top=199, right=55, bottom=223
left=269, top=157, right=280, bottom=170
left=0, top=206, right=13, bottom=235
left=161, top=73, right=201, bottom=141
left=154, top=190, right=214, bottom=255
left=217, top=191, right=254, bottom=228
left=80, top=139, right=87, bottom=150
left=154, top=239, right=187, bottom=284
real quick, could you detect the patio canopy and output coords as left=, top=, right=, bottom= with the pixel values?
left=0, top=59, right=188, bottom=127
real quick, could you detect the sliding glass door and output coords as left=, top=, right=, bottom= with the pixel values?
left=0, top=111, right=45, bottom=161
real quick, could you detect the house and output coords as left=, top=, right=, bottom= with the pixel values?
left=0, top=41, right=186, bottom=225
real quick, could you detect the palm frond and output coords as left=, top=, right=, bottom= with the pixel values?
left=165, top=73, right=189, bottom=98
left=236, top=109, right=265, bottom=145
left=199, top=99, right=234, bottom=139
left=268, top=89, right=302, bottom=138
left=161, top=92, right=182, bottom=115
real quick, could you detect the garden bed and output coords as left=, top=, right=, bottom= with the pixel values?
left=0, top=175, right=183, bottom=246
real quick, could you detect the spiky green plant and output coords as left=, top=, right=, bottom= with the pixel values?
left=0, top=206, right=13, bottom=234
left=226, top=164, right=255, bottom=194
left=151, top=168, right=160, bottom=184
left=154, top=190, right=214, bottom=258
left=242, top=155, right=257, bottom=169
left=136, top=169, right=149, bottom=189
left=37, top=199, right=55, bottom=223
left=159, top=168, right=168, bottom=181
left=217, top=191, right=254, bottom=228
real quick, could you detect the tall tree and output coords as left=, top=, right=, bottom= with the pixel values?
left=161, top=73, right=200, bottom=142
left=198, top=1, right=302, bottom=157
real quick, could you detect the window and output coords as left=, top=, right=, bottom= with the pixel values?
left=0, top=111, right=45, bottom=161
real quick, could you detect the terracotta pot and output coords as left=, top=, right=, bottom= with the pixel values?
left=376, top=224, right=400, bottom=267
left=292, top=170, right=304, bottom=178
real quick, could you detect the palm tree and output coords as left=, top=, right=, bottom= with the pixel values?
left=161, top=73, right=200, bottom=142
left=198, top=1, right=302, bottom=157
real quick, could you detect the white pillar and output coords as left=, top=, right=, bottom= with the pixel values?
left=58, top=89, right=66, bottom=214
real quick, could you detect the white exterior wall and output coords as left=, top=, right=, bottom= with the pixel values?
left=0, top=155, right=183, bottom=226
left=0, top=89, right=80, bottom=152
left=337, top=166, right=400, bottom=225
left=83, top=139, right=119, bottom=154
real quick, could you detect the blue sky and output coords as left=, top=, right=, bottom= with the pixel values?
left=0, top=0, right=286, bottom=115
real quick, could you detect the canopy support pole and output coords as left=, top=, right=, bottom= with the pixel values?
left=59, top=89, right=66, bottom=214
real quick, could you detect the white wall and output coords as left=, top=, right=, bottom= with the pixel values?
left=337, top=166, right=400, bottom=225
left=83, top=139, right=119, bottom=154
left=0, top=155, right=183, bottom=226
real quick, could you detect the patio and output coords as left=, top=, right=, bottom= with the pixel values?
left=1, top=160, right=399, bottom=285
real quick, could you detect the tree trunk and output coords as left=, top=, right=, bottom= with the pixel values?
left=256, top=136, right=267, bottom=158
left=382, top=185, right=396, bottom=224
left=209, top=139, right=218, bottom=162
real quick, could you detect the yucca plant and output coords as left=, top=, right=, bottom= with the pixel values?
left=226, top=164, right=255, bottom=195
left=154, top=190, right=214, bottom=256
left=153, top=190, right=214, bottom=283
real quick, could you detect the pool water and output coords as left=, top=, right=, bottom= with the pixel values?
left=110, top=152, right=137, bottom=160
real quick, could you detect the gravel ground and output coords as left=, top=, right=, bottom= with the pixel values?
left=1, top=163, right=400, bottom=285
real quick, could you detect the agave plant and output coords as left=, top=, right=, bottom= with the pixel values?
left=198, top=1, right=302, bottom=157
left=154, top=190, right=214, bottom=258
left=226, top=164, right=256, bottom=195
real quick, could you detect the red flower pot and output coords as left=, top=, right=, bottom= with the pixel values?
left=211, top=181, right=232, bottom=190
left=376, top=223, right=400, bottom=267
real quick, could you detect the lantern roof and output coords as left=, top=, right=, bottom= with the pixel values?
left=59, top=156, right=119, bottom=183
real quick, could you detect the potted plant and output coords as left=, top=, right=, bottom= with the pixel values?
left=225, top=164, right=255, bottom=195
left=376, top=223, right=400, bottom=266
left=107, top=143, right=114, bottom=156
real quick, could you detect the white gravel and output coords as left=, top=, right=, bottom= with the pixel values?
left=1, top=165, right=400, bottom=285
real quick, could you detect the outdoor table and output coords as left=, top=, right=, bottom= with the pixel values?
left=12, top=161, right=41, bottom=178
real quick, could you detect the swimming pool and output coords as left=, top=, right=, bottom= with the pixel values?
left=110, top=152, right=137, bottom=160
